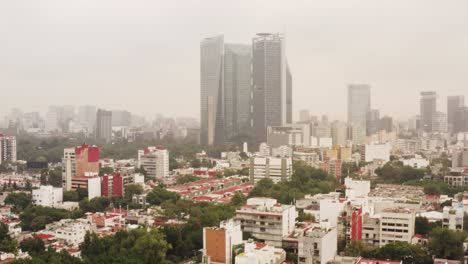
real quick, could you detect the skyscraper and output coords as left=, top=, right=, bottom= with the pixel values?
left=223, top=44, right=252, bottom=142
left=0, top=134, right=16, bottom=164
left=200, top=35, right=224, bottom=145
left=366, top=109, right=380, bottom=136
left=252, top=33, right=292, bottom=143
left=95, top=109, right=112, bottom=142
left=347, top=84, right=371, bottom=141
left=447, top=95, right=465, bottom=133
left=420, top=91, right=438, bottom=133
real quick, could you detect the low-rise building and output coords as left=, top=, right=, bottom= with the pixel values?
left=442, top=206, right=463, bottom=231
left=234, top=198, right=296, bottom=248
left=298, top=223, right=337, bottom=264
left=235, top=240, right=286, bottom=264
left=202, top=219, right=242, bottom=264
left=249, top=157, right=292, bottom=183
left=32, top=185, right=63, bottom=207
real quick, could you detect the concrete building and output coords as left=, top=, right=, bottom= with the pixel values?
left=442, top=206, right=463, bottom=231
left=78, top=105, right=97, bottom=129
left=235, top=240, right=286, bottom=264
left=298, top=224, right=337, bottom=264
left=401, top=156, right=429, bottom=169
left=258, top=143, right=271, bottom=157
left=46, top=218, right=93, bottom=246
left=32, top=185, right=63, bottom=207
left=348, top=84, right=371, bottom=142
left=320, top=159, right=342, bottom=181
left=293, top=151, right=319, bottom=167
left=379, top=207, right=415, bottom=246
left=447, top=96, right=465, bottom=133
left=137, top=146, right=169, bottom=179
left=299, top=110, right=311, bottom=122
left=345, top=178, right=371, bottom=199
left=420, top=91, right=438, bottom=133
left=95, top=109, right=112, bottom=142
left=62, top=144, right=99, bottom=191
left=432, top=111, right=448, bottom=133
left=452, top=149, right=468, bottom=168
left=271, top=145, right=293, bottom=158
left=71, top=176, right=101, bottom=199
left=45, top=110, right=60, bottom=132
left=444, top=170, right=468, bottom=186
left=0, top=134, right=16, bottom=164
left=235, top=198, right=296, bottom=247
left=200, top=35, right=224, bottom=145
left=101, top=172, right=124, bottom=197
left=453, top=107, right=468, bottom=133
left=250, top=156, right=292, bottom=183
left=267, top=124, right=310, bottom=148
left=331, top=121, right=348, bottom=146
left=202, top=219, right=243, bottom=264
left=223, top=44, right=252, bottom=142
left=252, top=33, right=292, bottom=143
left=360, top=144, right=390, bottom=162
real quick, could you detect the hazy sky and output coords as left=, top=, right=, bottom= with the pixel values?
left=1, top=0, right=468, bottom=121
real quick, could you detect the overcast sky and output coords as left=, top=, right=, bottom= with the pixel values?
left=1, top=0, right=468, bottom=121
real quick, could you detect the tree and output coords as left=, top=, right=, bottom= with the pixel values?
left=63, top=191, right=80, bottom=202
left=4, top=192, right=31, bottom=212
left=124, top=184, right=143, bottom=201
left=99, top=166, right=114, bottom=176
left=429, top=228, right=467, bottom=260
left=176, top=174, right=200, bottom=185
left=345, top=240, right=368, bottom=257
left=0, top=223, right=17, bottom=253
left=48, top=167, right=63, bottom=187
left=79, top=197, right=111, bottom=213
left=20, top=238, right=45, bottom=255
left=230, top=192, right=247, bottom=207
left=169, top=158, right=180, bottom=171
left=415, top=216, right=431, bottom=236
left=364, top=242, right=430, bottom=264
left=25, top=180, right=33, bottom=191
left=147, top=186, right=180, bottom=206
left=239, top=152, right=248, bottom=160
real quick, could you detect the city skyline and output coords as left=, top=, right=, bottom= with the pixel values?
left=1, top=0, right=468, bottom=121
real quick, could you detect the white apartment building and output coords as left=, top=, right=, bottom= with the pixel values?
left=250, top=156, right=292, bottom=183
left=298, top=224, right=337, bottom=264
left=203, top=219, right=243, bottom=264
left=401, top=156, right=430, bottom=169
left=258, top=143, right=271, bottom=157
left=345, top=178, right=371, bottom=199
left=442, top=206, right=463, bottom=231
left=235, top=198, right=296, bottom=248
left=137, top=146, right=169, bottom=179
left=47, top=219, right=93, bottom=246
left=62, top=148, right=76, bottom=191
left=293, top=151, right=319, bottom=167
left=361, top=144, right=391, bottom=162
left=32, top=185, right=63, bottom=207
left=271, top=145, right=293, bottom=158
left=379, top=207, right=415, bottom=246
left=0, top=134, right=16, bottom=164
left=235, top=240, right=286, bottom=264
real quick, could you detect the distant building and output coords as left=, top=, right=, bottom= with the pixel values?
left=62, top=144, right=100, bottom=193
left=420, top=91, right=438, bottom=133
left=299, top=109, right=311, bottom=122
left=32, top=185, right=63, bottom=207
left=348, top=84, right=371, bottom=141
left=235, top=240, right=286, bottom=264
left=252, top=33, right=292, bottom=143
left=137, top=146, right=169, bottom=179
left=0, top=134, right=16, bottom=164
left=360, top=144, right=390, bottom=162
left=320, top=159, right=342, bottom=181
left=442, top=206, right=463, bottom=231
left=432, top=111, right=447, bottom=133
left=249, top=156, right=292, bottom=183
left=267, top=124, right=310, bottom=147
left=447, top=95, right=465, bottom=133
left=95, top=109, right=112, bottom=142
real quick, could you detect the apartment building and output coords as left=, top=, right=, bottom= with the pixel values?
left=249, top=156, right=292, bottom=183
left=202, top=219, right=242, bottom=264
left=137, top=146, right=169, bottom=179
left=298, top=224, right=337, bottom=264
left=32, top=185, right=63, bottom=207
left=442, top=206, right=463, bottom=231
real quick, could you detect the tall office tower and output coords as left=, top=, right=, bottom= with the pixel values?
left=454, top=107, right=468, bottom=133
left=366, top=109, right=380, bottom=136
left=447, top=96, right=465, bottom=133
left=200, top=35, right=224, bottom=145
left=78, top=105, right=97, bottom=127
left=95, top=109, right=112, bottom=142
left=299, top=110, right=310, bottom=122
left=347, top=84, right=370, bottom=144
left=420, top=91, right=438, bottom=133
left=432, top=111, right=448, bottom=133
left=45, top=111, right=60, bottom=132
left=331, top=121, right=348, bottom=146
left=0, top=134, right=16, bottom=164
left=379, top=116, right=393, bottom=132
left=112, top=110, right=132, bottom=127
left=252, top=33, right=292, bottom=143
left=223, top=44, right=252, bottom=142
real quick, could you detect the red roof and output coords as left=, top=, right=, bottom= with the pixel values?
left=357, top=258, right=401, bottom=264
left=35, top=233, right=54, bottom=240
left=254, top=242, right=267, bottom=249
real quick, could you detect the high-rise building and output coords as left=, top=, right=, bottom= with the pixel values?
left=200, top=35, right=224, bottom=145
left=299, top=109, right=311, bottom=122
left=454, top=107, right=468, bottom=133
left=0, top=134, right=16, bottom=164
left=223, top=44, right=252, bottom=142
left=45, top=111, right=60, bottom=133
left=137, top=146, right=169, bottom=179
left=447, top=96, right=465, bottom=133
left=331, top=121, right=348, bottom=146
left=432, top=111, right=448, bottom=133
left=379, top=116, right=393, bottom=133
left=78, top=105, right=97, bottom=127
left=366, top=109, right=380, bottom=136
left=62, top=144, right=100, bottom=191
left=111, top=110, right=132, bottom=127
left=95, top=109, right=112, bottom=142
left=252, top=33, right=292, bottom=143
left=347, top=84, right=371, bottom=141
left=420, top=91, right=438, bottom=133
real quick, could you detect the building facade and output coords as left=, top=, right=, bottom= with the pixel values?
left=95, top=109, right=112, bottom=142
left=0, top=134, right=16, bottom=164
left=347, top=84, right=371, bottom=141
left=250, top=156, right=292, bottom=183
left=137, top=146, right=169, bottom=179
left=420, top=91, right=437, bottom=133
